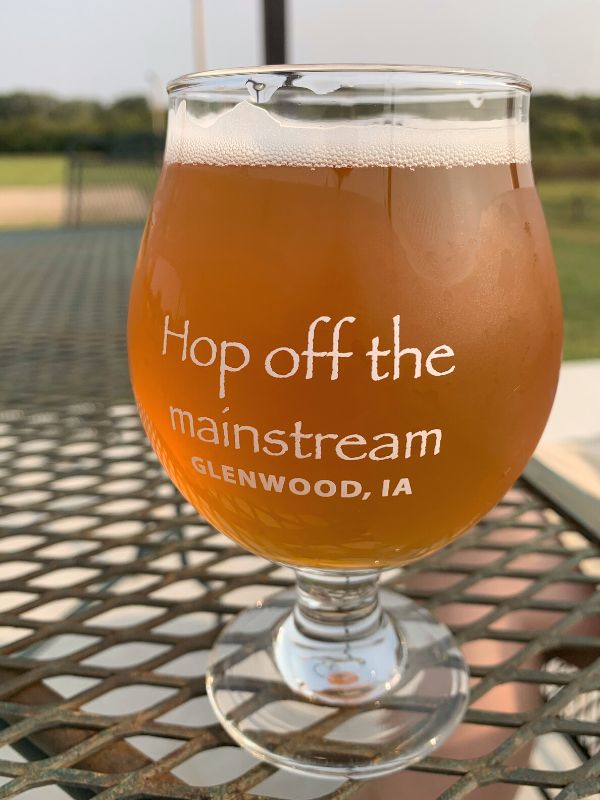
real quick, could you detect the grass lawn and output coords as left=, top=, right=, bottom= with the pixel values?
left=0, top=154, right=156, bottom=191
left=538, top=180, right=600, bottom=360
left=0, top=154, right=67, bottom=186
left=551, top=231, right=600, bottom=360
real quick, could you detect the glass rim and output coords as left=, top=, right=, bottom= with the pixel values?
left=167, top=64, right=532, bottom=94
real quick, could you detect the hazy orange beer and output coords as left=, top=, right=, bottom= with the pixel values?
left=128, top=67, right=563, bottom=777
left=129, top=103, right=561, bottom=569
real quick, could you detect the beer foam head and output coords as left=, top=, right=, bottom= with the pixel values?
left=165, top=100, right=530, bottom=168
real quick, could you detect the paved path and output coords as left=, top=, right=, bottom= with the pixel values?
left=0, top=187, right=65, bottom=227
left=0, top=186, right=149, bottom=228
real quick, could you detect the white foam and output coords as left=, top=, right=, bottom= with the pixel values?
left=165, top=100, right=530, bottom=169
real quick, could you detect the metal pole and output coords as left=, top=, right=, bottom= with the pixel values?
left=191, top=0, right=206, bottom=71
left=263, top=0, right=286, bottom=64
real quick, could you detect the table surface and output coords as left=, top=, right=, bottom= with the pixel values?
left=0, top=226, right=598, bottom=800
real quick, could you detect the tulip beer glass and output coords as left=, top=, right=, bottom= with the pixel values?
left=128, top=66, right=562, bottom=777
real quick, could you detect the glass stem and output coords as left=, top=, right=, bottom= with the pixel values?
left=293, top=568, right=383, bottom=642
left=273, top=568, right=405, bottom=704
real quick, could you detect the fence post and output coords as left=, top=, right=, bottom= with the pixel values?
left=65, top=149, right=75, bottom=227
left=74, top=157, right=83, bottom=228
left=65, top=150, right=83, bottom=228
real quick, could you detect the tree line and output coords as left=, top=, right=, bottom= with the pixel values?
left=0, top=91, right=598, bottom=154
left=0, top=93, right=162, bottom=153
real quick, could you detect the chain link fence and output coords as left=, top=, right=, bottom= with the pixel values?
left=65, top=153, right=160, bottom=227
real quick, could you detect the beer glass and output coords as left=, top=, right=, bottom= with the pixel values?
left=128, top=66, right=562, bottom=778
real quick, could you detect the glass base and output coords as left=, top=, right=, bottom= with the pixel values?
left=206, top=587, right=469, bottom=779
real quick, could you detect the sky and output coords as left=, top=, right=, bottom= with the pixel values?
left=0, top=0, right=598, bottom=104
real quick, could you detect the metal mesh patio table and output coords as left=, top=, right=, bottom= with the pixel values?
left=0, top=226, right=598, bottom=800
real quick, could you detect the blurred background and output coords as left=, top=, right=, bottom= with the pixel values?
left=0, top=0, right=598, bottom=460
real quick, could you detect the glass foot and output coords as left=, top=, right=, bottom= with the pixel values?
left=206, top=586, right=469, bottom=779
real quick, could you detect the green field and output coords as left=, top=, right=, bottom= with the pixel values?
left=537, top=180, right=600, bottom=360
left=551, top=232, right=600, bottom=360
left=0, top=154, right=66, bottom=186
left=0, top=154, right=156, bottom=190
left=0, top=156, right=597, bottom=360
